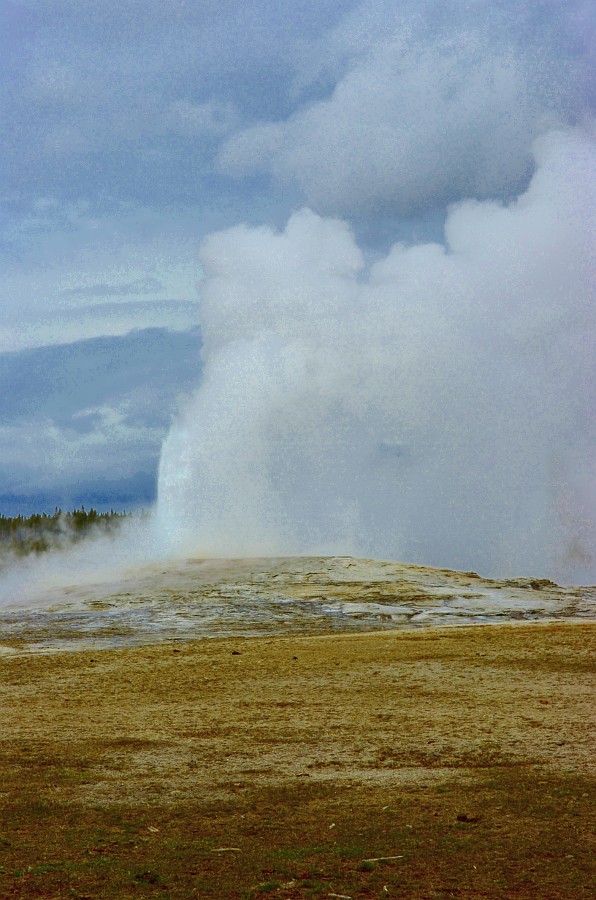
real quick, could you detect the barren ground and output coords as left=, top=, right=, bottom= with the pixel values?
left=0, top=620, right=594, bottom=898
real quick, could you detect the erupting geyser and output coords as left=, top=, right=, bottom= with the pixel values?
left=156, top=126, right=595, bottom=582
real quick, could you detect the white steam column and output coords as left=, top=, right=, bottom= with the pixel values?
left=157, top=127, right=596, bottom=582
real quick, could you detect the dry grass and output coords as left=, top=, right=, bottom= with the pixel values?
left=0, top=622, right=594, bottom=898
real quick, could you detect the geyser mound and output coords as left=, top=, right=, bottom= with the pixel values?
left=156, top=126, right=595, bottom=582
left=1, top=556, right=594, bottom=654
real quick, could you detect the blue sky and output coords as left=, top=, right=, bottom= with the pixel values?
left=1, top=0, right=594, bottom=518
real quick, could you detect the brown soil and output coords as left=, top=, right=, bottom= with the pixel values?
left=0, top=622, right=594, bottom=898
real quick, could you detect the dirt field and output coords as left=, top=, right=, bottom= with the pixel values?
left=0, top=622, right=594, bottom=898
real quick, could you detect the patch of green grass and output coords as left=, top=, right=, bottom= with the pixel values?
left=0, top=770, right=593, bottom=898
left=27, top=861, right=67, bottom=875
left=133, top=869, right=162, bottom=884
left=358, top=859, right=376, bottom=872
left=250, top=880, right=281, bottom=893
left=375, top=740, right=531, bottom=769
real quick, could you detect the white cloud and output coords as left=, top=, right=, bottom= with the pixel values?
left=219, top=1, right=590, bottom=215
left=0, top=407, right=157, bottom=492
left=167, top=99, right=239, bottom=138
left=0, top=202, right=201, bottom=351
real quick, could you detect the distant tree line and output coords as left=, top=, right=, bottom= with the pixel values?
left=0, top=507, right=131, bottom=558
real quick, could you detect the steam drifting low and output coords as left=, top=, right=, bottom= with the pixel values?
left=156, top=125, right=595, bottom=582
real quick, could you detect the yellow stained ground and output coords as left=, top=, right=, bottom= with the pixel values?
left=1, top=623, right=593, bottom=807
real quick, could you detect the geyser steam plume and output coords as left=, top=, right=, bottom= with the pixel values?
left=156, top=126, right=595, bottom=582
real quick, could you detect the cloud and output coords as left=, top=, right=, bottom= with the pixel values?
left=1, top=0, right=352, bottom=207
left=4, top=0, right=591, bottom=220
left=60, top=276, right=164, bottom=298
left=157, top=124, right=596, bottom=582
left=0, top=201, right=202, bottom=351
left=219, top=0, right=594, bottom=216
left=0, top=411, right=150, bottom=489
left=167, top=100, right=239, bottom=139
left=0, top=327, right=201, bottom=511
